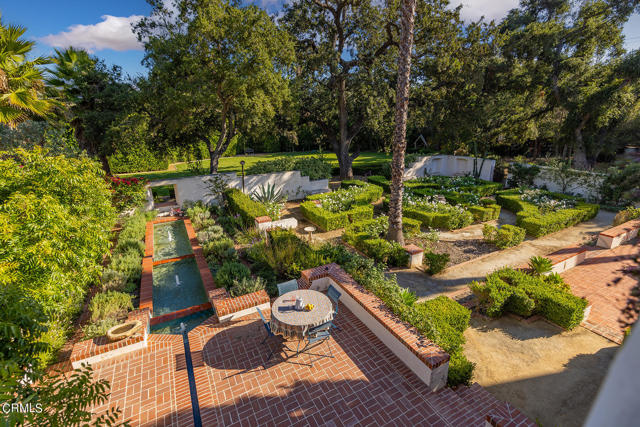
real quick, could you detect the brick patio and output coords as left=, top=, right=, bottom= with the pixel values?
left=561, top=239, right=640, bottom=344
left=88, top=303, right=532, bottom=426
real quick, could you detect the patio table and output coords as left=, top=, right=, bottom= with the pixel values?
left=270, top=289, right=334, bottom=340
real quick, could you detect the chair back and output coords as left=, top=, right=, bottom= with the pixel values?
left=256, top=307, right=273, bottom=335
left=277, top=280, right=298, bottom=296
left=327, top=285, right=341, bottom=303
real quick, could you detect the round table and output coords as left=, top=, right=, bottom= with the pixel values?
left=270, top=289, right=334, bottom=340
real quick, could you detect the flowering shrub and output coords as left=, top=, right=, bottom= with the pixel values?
left=109, top=176, right=148, bottom=211
left=519, top=188, right=574, bottom=213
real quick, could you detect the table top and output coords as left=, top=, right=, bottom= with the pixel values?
left=271, top=289, right=332, bottom=327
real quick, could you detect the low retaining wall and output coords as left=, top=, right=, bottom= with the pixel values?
left=255, top=216, right=298, bottom=231
left=405, top=155, right=496, bottom=182
left=147, top=170, right=329, bottom=208
left=507, top=163, right=604, bottom=201
left=597, top=219, right=640, bottom=249
left=300, top=263, right=449, bottom=391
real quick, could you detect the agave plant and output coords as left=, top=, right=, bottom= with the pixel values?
left=399, top=287, right=418, bottom=307
left=528, top=256, right=553, bottom=276
left=251, top=183, right=287, bottom=204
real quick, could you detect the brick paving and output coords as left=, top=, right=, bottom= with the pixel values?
left=561, top=239, right=640, bottom=344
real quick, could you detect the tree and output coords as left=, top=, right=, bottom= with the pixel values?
left=283, top=0, right=396, bottom=179
left=136, top=0, right=294, bottom=173
left=48, top=48, right=135, bottom=174
left=387, top=0, right=417, bottom=244
left=0, top=15, right=54, bottom=127
left=501, top=0, right=640, bottom=168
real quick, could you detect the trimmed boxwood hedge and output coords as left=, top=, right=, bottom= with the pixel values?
left=223, top=188, right=268, bottom=225
left=495, top=190, right=599, bottom=237
left=300, top=201, right=374, bottom=231
left=469, top=268, right=588, bottom=329
left=483, top=224, right=526, bottom=248
left=403, top=206, right=474, bottom=230
left=467, top=204, right=501, bottom=222
left=367, top=175, right=391, bottom=192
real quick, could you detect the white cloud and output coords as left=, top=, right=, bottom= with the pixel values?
left=455, top=0, right=519, bottom=23
left=40, top=15, right=144, bottom=52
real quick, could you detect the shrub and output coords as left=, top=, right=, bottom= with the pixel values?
left=113, top=238, right=145, bottom=258
left=246, top=155, right=332, bottom=180
left=229, top=276, right=266, bottom=297
left=469, top=268, right=587, bottom=329
left=100, top=269, right=128, bottom=292
left=203, top=237, right=238, bottom=265
left=496, top=190, right=599, bottom=237
left=367, top=175, right=390, bottom=192
left=108, top=176, right=148, bottom=211
left=528, top=256, right=553, bottom=275
left=300, top=201, right=349, bottom=231
left=358, top=237, right=409, bottom=267
left=197, top=225, right=224, bottom=243
left=82, top=318, right=120, bottom=340
left=399, top=288, right=418, bottom=306
left=423, top=251, right=449, bottom=274
left=600, top=162, right=640, bottom=206
left=88, top=291, right=133, bottom=323
left=402, top=217, right=422, bottom=235
left=482, top=224, right=526, bottom=249
left=110, top=251, right=143, bottom=286
left=613, top=206, right=640, bottom=226
left=216, top=261, right=251, bottom=289
left=468, top=204, right=501, bottom=222
left=224, top=188, right=269, bottom=224
left=447, top=352, right=475, bottom=387
left=508, top=163, right=540, bottom=187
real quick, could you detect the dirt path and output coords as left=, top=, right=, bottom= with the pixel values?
left=392, top=209, right=617, bottom=299
left=464, top=316, right=617, bottom=427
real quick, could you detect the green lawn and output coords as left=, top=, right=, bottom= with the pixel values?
left=118, top=151, right=391, bottom=181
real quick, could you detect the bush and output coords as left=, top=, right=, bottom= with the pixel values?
left=100, top=269, right=128, bottom=292
left=88, top=291, right=133, bottom=323
left=470, top=268, right=587, bottom=329
left=203, top=237, right=238, bottom=265
left=496, top=190, right=599, bottom=237
left=224, top=188, right=269, bottom=224
left=600, top=162, right=640, bottom=206
left=367, top=175, right=390, bottom=192
left=447, top=352, right=475, bottom=387
left=402, top=217, right=422, bottom=235
left=613, top=206, right=640, bottom=226
left=229, top=276, right=266, bottom=297
left=246, top=155, right=332, bottom=180
left=528, top=256, right=553, bottom=275
left=423, top=251, right=449, bottom=274
left=113, top=238, right=145, bottom=258
left=358, top=237, right=409, bottom=267
left=216, top=261, right=251, bottom=289
left=82, top=318, right=120, bottom=340
left=300, top=201, right=373, bottom=231
left=508, top=163, right=540, bottom=187
left=482, top=224, right=526, bottom=249
left=468, top=204, right=501, bottom=222
left=197, top=225, right=224, bottom=243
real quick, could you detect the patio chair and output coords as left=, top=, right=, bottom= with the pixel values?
left=327, top=284, right=342, bottom=331
left=256, top=307, right=281, bottom=361
left=277, top=280, right=298, bottom=297
left=297, top=321, right=334, bottom=366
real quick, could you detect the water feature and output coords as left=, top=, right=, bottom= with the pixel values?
left=152, top=257, right=208, bottom=316
left=150, top=309, right=215, bottom=334
left=154, top=220, right=193, bottom=261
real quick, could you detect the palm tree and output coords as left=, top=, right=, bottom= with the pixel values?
left=387, top=0, right=417, bottom=244
left=0, top=15, right=53, bottom=127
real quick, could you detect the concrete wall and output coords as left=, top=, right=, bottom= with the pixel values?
left=404, top=155, right=496, bottom=182
left=507, top=163, right=604, bottom=201
left=147, top=171, right=329, bottom=207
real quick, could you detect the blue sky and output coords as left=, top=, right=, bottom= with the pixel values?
left=2, top=0, right=640, bottom=77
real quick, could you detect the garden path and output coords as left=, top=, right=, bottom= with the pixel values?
left=391, top=209, right=617, bottom=299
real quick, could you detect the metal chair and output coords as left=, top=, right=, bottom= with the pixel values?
left=277, top=280, right=298, bottom=297
left=256, top=307, right=281, bottom=361
left=327, top=284, right=342, bottom=330
left=298, top=321, right=334, bottom=366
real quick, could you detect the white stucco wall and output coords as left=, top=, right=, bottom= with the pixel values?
left=147, top=171, right=329, bottom=207
left=404, top=155, right=496, bottom=182
left=507, top=163, right=604, bottom=201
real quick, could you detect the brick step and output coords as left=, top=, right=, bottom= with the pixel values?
left=428, top=387, right=482, bottom=426
left=454, top=383, right=536, bottom=427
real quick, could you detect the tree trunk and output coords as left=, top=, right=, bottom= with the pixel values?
left=100, top=155, right=112, bottom=176
left=387, top=0, right=417, bottom=245
left=573, top=113, right=591, bottom=169
left=337, top=76, right=354, bottom=179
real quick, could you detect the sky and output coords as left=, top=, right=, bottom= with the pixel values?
left=2, top=0, right=640, bottom=77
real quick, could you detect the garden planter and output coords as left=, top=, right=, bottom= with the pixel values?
left=106, top=320, right=143, bottom=342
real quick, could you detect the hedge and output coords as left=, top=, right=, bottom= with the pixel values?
left=404, top=206, right=474, bottom=230
left=300, top=201, right=374, bottom=231
left=342, top=216, right=416, bottom=267
left=402, top=217, right=422, bottom=235
left=467, top=204, right=501, bottom=222
left=367, top=175, right=391, bottom=192
left=223, top=188, right=268, bottom=225
left=469, top=268, right=588, bottom=329
left=482, top=224, right=526, bottom=249
left=495, top=190, right=599, bottom=237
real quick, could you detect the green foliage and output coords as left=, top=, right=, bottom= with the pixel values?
left=402, top=217, right=422, bottom=236
left=613, top=206, right=640, bottom=226
left=216, top=261, right=251, bottom=290
left=343, top=216, right=410, bottom=267
left=482, top=224, right=526, bottom=249
left=0, top=148, right=116, bottom=360
left=404, top=206, right=474, bottom=231
left=399, top=288, right=418, bottom=307
left=229, top=276, right=266, bottom=297
left=107, top=112, right=169, bottom=173
left=470, top=268, right=588, bottom=329
left=224, top=188, right=269, bottom=224
left=82, top=318, right=121, bottom=340
left=100, top=269, right=128, bottom=292
left=88, top=291, right=133, bottom=323
left=423, top=251, right=450, bottom=275
left=203, top=237, right=238, bottom=265
left=467, top=203, right=501, bottom=222
left=367, top=175, right=391, bottom=192
left=528, top=256, right=553, bottom=276
left=496, top=190, right=599, bottom=237
left=508, top=163, right=540, bottom=188
left=197, top=225, right=224, bottom=243
left=300, top=201, right=374, bottom=231
left=246, top=155, right=332, bottom=180
left=602, top=163, right=640, bottom=206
